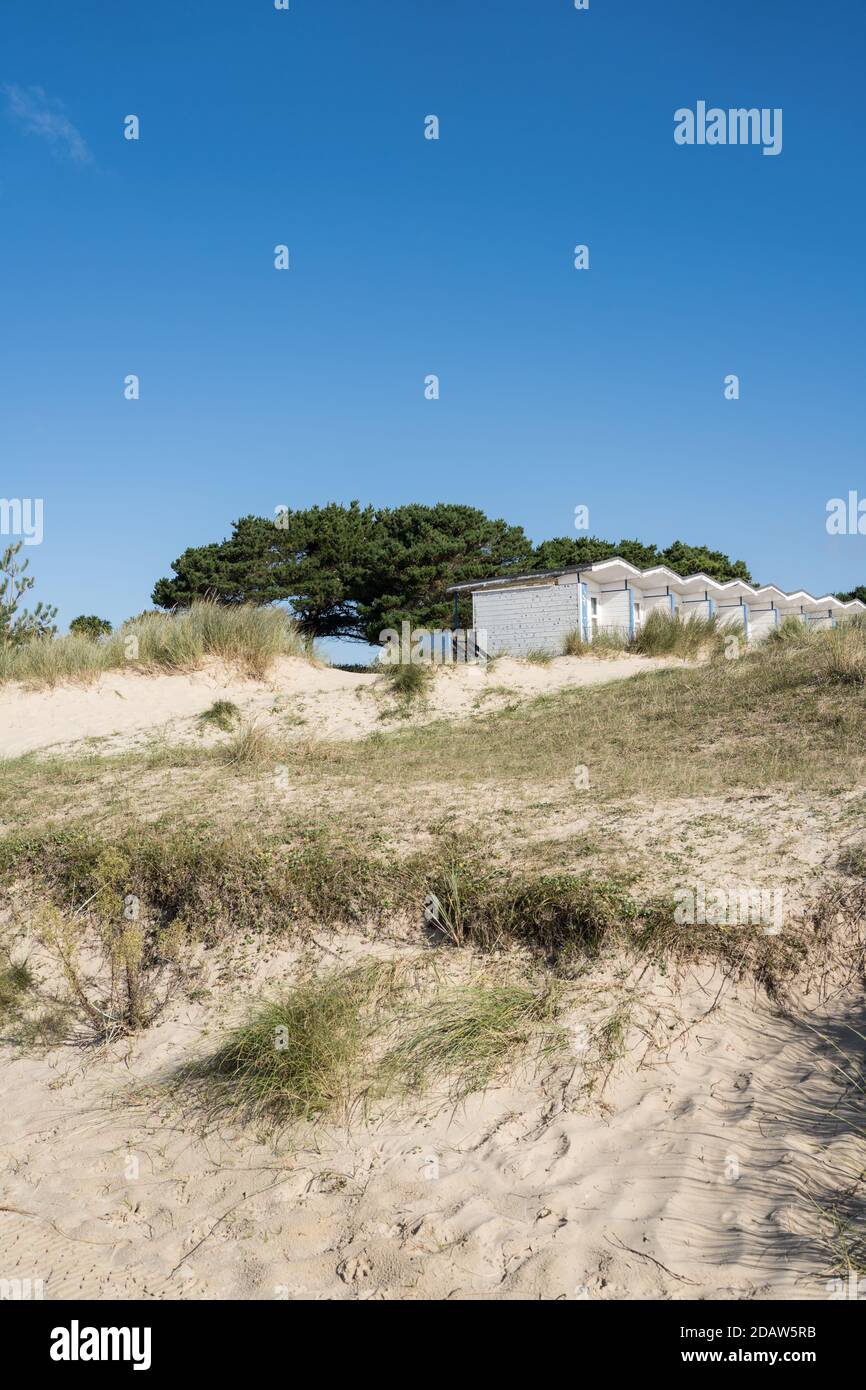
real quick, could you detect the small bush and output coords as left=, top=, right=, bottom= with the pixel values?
left=69, top=615, right=113, bottom=640
left=197, top=699, right=241, bottom=733
left=36, top=905, right=190, bottom=1042
left=380, top=659, right=433, bottom=706
left=524, top=647, right=554, bottom=665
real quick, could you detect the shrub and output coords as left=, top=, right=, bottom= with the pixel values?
left=36, top=904, right=190, bottom=1042
left=198, top=699, right=241, bottom=733
left=69, top=615, right=113, bottom=640
left=380, top=658, right=433, bottom=706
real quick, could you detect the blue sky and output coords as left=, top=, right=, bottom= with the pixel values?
left=2, top=0, right=864, bottom=653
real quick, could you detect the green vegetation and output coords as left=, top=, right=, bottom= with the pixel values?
left=1, top=541, right=57, bottom=648
left=533, top=535, right=754, bottom=585
left=631, top=608, right=722, bottom=658
left=425, top=845, right=638, bottom=967
left=378, top=981, right=566, bottom=1100
left=562, top=628, right=589, bottom=656
left=0, top=601, right=305, bottom=686
left=588, top=627, right=630, bottom=654
left=0, top=823, right=403, bottom=939
left=151, top=501, right=755, bottom=642
left=178, top=961, right=566, bottom=1129
left=178, top=963, right=393, bottom=1126
left=0, top=958, right=35, bottom=1028
left=818, top=620, right=866, bottom=685
left=69, top=615, right=113, bottom=640
left=379, top=658, right=434, bottom=708
left=198, top=699, right=242, bottom=733
left=36, top=905, right=189, bottom=1042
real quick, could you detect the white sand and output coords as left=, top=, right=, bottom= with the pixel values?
left=2, top=651, right=861, bottom=1301
left=0, top=654, right=678, bottom=760
left=1, top=936, right=859, bottom=1300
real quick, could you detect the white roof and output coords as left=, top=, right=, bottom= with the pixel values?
left=448, top=557, right=866, bottom=613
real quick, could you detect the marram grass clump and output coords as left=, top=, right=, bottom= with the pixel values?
left=377, top=981, right=566, bottom=1101
left=818, top=620, right=866, bottom=685
left=630, top=608, right=723, bottom=659
left=176, top=960, right=567, bottom=1130
left=180, top=963, right=396, bottom=1127
left=379, top=658, right=434, bottom=707
left=0, top=601, right=305, bottom=687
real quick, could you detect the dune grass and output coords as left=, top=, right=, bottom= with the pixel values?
left=379, top=658, right=433, bottom=708
left=377, top=981, right=566, bottom=1101
left=177, top=960, right=567, bottom=1129
left=0, top=822, right=404, bottom=940
left=424, top=847, right=639, bottom=966
left=589, top=627, right=631, bottom=655
left=1, top=816, right=833, bottom=1002
left=1, top=819, right=646, bottom=969
left=818, top=620, right=866, bottom=685
left=631, top=608, right=723, bottom=658
left=0, top=958, right=35, bottom=1028
left=0, top=602, right=305, bottom=687
left=181, top=963, right=397, bottom=1126
left=2, top=624, right=866, bottom=849
left=562, top=628, right=590, bottom=656
left=218, top=719, right=280, bottom=768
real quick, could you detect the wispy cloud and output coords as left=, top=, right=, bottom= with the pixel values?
left=4, top=84, right=92, bottom=164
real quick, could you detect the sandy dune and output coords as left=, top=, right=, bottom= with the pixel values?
left=0, top=654, right=678, bottom=760
left=2, top=650, right=862, bottom=1303
left=1, top=936, right=859, bottom=1301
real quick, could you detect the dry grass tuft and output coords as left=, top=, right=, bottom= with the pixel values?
left=0, top=601, right=305, bottom=687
